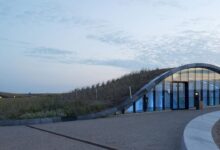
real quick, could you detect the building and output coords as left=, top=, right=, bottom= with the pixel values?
left=119, top=63, right=220, bottom=113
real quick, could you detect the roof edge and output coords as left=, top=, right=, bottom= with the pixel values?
left=79, top=63, right=220, bottom=119
left=117, top=63, right=220, bottom=111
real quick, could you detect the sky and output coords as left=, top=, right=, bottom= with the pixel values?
left=1, top=0, right=220, bottom=93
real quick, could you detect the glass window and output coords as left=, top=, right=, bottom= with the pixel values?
left=126, top=105, right=133, bottom=113
left=209, top=71, right=215, bottom=105
left=215, top=73, right=220, bottom=105
left=173, top=83, right=178, bottom=109
left=202, top=69, right=209, bottom=106
left=218, top=73, right=220, bottom=105
left=127, top=67, right=220, bottom=113
left=135, top=98, right=143, bottom=112
left=179, top=83, right=186, bottom=109
left=181, top=69, right=188, bottom=82
left=173, top=71, right=181, bottom=81
left=189, top=68, right=195, bottom=108
left=196, top=68, right=202, bottom=98
left=147, top=89, right=154, bottom=112
left=164, top=76, right=172, bottom=109
left=155, top=82, right=163, bottom=110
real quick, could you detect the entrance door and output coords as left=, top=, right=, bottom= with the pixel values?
left=179, top=83, right=186, bottom=109
left=172, top=82, right=188, bottom=109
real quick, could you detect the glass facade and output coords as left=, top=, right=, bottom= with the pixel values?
left=209, top=71, right=215, bottom=106
left=215, top=73, right=220, bottom=105
left=135, top=98, right=143, bottom=112
left=203, top=69, right=208, bottom=106
left=126, top=67, right=220, bottom=113
left=147, top=89, right=154, bottom=111
left=164, top=76, right=171, bottom=109
left=188, top=68, right=195, bottom=108
left=155, top=82, right=163, bottom=111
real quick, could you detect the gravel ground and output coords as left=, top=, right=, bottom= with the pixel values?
left=33, top=107, right=220, bottom=150
left=0, top=106, right=220, bottom=150
left=212, top=119, right=220, bottom=149
left=0, top=126, right=103, bottom=150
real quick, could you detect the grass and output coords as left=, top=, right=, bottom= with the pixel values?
left=0, top=68, right=170, bottom=120
left=0, top=96, right=109, bottom=120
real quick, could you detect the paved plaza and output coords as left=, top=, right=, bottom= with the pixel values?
left=1, top=107, right=220, bottom=150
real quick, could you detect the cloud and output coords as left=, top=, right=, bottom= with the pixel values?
left=121, top=0, right=184, bottom=9
left=0, top=0, right=108, bottom=30
left=25, top=46, right=143, bottom=69
left=0, top=37, right=33, bottom=50
left=137, top=30, right=220, bottom=67
left=178, top=18, right=217, bottom=29
left=87, top=29, right=220, bottom=68
left=29, top=47, right=73, bottom=55
left=23, top=45, right=145, bottom=70
left=25, top=47, right=77, bottom=64
left=2, top=1, right=220, bottom=69
left=4, top=26, right=220, bottom=71
left=151, top=0, right=183, bottom=8
left=0, top=37, right=32, bottom=45
left=81, top=59, right=146, bottom=70
left=87, top=31, right=144, bottom=51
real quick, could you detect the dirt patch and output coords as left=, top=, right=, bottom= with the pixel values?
left=212, top=119, right=220, bottom=148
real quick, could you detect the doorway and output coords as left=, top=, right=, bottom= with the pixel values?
left=172, top=82, right=189, bottom=110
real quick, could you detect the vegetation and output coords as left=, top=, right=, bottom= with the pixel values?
left=0, top=68, right=170, bottom=120
left=0, top=96, right=107, bottom=120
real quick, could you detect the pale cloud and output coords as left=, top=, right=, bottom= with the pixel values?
left=29, top=47, right=73, bottom=55
left=81, top=59, right=145, bottom=70
left=87, top=29, right=220, bottom=68
left=25, top=46, right=143, bottom=69
left=1, top=0, right=220, bottom=92
left=25, top=47, right=76, bottom=65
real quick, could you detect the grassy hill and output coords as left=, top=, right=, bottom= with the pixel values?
left=0, top=68, right=170, bottom=120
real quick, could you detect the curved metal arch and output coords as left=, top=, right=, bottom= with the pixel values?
left=80, top=63, right=220, bottom=120
left=117, top=63, right=220, bottom=111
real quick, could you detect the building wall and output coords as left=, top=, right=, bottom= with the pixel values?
left=126, top=67, right=220, bottom=113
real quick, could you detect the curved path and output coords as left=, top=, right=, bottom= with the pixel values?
left=183, top=110, right=220, bottom=150
left=1, top=107, right=220, bottom=150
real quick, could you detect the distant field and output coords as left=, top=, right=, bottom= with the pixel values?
left=0, top=96, right=108, bottom=120
left=0, top=68, right=169, bottom=120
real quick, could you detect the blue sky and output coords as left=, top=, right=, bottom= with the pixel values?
left=1, top=0, right=220, bottom=93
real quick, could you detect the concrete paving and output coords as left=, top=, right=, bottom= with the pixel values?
left=0, top=107, right=220, bottom=150
left=0, top=126, right=103, bottom=150
left=183, top=111, right=220, bottom=150
left=213, top=120, right=220, bottom=148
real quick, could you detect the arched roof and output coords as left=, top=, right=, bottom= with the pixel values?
left=81, top=63, right=220, bottom=119
left=118, top=63, right=220, bottom=110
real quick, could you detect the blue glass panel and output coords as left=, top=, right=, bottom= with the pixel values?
left=203, top=80, right=208, bottom=106
left=126, top=105, right=133, bottom=113
left=209, top=92, right=214, bottom=105
left=173, top=83, right=178, bottom=109
left=216, top=73, right=220, bottom=105
left=165, top=76, right=171, bottom=109
left=156, top=82, right=163, bottom=110
left=135, top=98, right=143, bottom=112
left=209, top=71, right=214, bottom=106
left=189, top=68, right=195, bottom=108
left=179, top=83, right=186, bottom=109
left=215, top=73, right=220, bottom=105
left=196, top=68, right=202, bottom=98
left=202, top=69, right=209, bottom=106
left=147, top=90, right=154, bottom=111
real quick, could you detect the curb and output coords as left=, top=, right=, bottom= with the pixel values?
left=0, top=117, right=61, bottom=126
left=0, top=108, right=116, bottom=126
left=182, top=111, right=220, bottom=150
